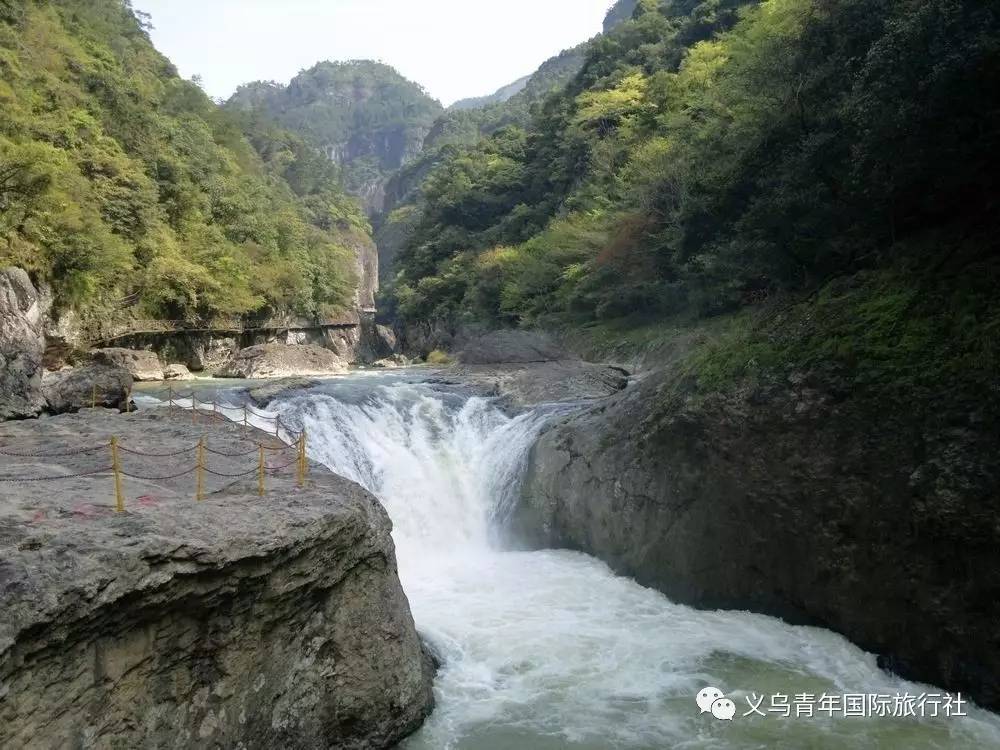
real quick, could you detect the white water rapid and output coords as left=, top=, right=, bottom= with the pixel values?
left=255, top=373, right=1000, bottom=750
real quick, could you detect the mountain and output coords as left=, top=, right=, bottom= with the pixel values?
left=0, top=0, right=367, bottom=327
left=450, top=75, right=531, bottom=112
left=226, top=62, right=443, bottom=215
left=603, top=0, right=640, bottom=32
left=385, top=0, right=999, bottom=337
left=374, top=41, right=591, bottom=282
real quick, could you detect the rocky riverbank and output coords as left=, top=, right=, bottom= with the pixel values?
left=508, top=335, right=1000, bottom=711
left=429, top=329, right=630, bottom=410
left=0, top=408, right=435, bottom=748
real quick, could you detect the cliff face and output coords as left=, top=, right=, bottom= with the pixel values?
left=0, top=267, right=47, bottom=420
left=0, top=410, right=434, bottom=748
left=227, top=62, right=442, bottom=216
left=511, top=364, right=1000, bottom=710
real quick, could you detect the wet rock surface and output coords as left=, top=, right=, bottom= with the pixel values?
left=429, top=329, right=630, bottom=409
left=0, top=267, right=47, bottom=420
left=0, top=409, right=435, bottom=748
left=219, top=343, right=348, bottom=379
left=447, top=361, right=629, bottom=409
left=247, top=377, right=323, bottom=407
left=510, top=366, right=1000, bottom=710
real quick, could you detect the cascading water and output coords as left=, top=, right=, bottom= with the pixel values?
left=261, top=373, right=1000, bottom=750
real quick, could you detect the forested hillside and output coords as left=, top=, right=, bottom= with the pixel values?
left=386, top=0, right=1000, bottom=387
left=375, top=42, right=592, bottom=280
left=0, top=0, right=368, bottom=326
left=226, top=62, right=442, bottom=214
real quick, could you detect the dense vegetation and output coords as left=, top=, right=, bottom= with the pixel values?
left=375, top=41, right=593, bottom=279
left=0, top=0, right=367, bottom=326
left=385, top=0, right=1000, bottom=343
left=226, top=62, right=442, bottom=212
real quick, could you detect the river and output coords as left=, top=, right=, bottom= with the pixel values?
left=152, top=371, right=1000, bottom=749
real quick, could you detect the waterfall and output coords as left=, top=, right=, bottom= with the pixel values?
left=265, top=374, right=1000, bottom=750
left=273, top=382, right=556, bottom=559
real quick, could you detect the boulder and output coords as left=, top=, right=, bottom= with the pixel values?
left=218, top=343, right=348, bottom=379
left=92, top=347, right=164, bottom=381
left=372, top=354, right=411, bottom=369
left=0, top=267, right=47, bottom=420
left=458, top=329, right=571, bottom=365
left=163, top=363, right=193, bottom=381
left=42, top=364, right=132, bottom=414
left=0, top=409, right=434, bottom=748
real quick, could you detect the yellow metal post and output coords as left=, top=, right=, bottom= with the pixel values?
left=110, top=437, right=125, bottom=513
left=296, top=431, right=305, bottom=487
left=258, top=443, right=265, bottom=497
left=196, top=437, right=205, bottom=502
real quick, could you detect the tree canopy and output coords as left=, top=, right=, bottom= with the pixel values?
left=385, top=0, right=1000, bottom=328
left=0, top=0, right=365, bottom=325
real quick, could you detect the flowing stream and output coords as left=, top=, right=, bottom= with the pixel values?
left=249, top=372, right=1000, bottom=749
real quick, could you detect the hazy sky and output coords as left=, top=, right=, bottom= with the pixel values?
left=134, top=0, right=616, bottom=106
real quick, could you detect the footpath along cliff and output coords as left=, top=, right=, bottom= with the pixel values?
left=0, top=408, right=435, bottom=749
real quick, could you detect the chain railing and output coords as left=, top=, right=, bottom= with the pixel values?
left=139, top=385, right=300, bottom=442
left=0, top=417, right=309, bottom=513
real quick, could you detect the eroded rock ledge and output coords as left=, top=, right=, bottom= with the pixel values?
left=0, top=409, right=434, bottom=749
left=509, top=365, right=1000, bottom=710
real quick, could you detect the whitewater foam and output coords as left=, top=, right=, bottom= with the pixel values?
left=255, top=375, right=1000, bottom=749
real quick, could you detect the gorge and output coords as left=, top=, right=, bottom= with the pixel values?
left=1, top=0, right=999, bottom=747
left=186, top=371, right=1000, bottom=748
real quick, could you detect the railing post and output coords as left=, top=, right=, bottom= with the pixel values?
left=243, top=405, right=248, bottom=437
left=196, top=437, right=205, bottom=502
left=167, top=385, right=174, bottom=408
left=258, top=443, right=265, bottom=497
left=110, top=437, right=125, bottom=513
left=275, top=415, right=281, bottom=438
left=297, top=430, right=306, bottom=487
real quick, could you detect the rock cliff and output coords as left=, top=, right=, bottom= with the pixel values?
left=0, top=267, right=47, bottom=420
left=0, top=409, right=434, bottom=748
left=511, top=365, right=1000, bottom=710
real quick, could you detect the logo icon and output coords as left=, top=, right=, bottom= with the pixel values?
left=696, top=686, right=735, bottom=721
left=712, top=697, right=736, bottom=721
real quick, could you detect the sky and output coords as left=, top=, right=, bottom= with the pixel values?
left=134, top=0, right=617, bottom=106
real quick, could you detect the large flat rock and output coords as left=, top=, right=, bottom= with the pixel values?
left=442, top=361, right=629, bottom=409
left=0, top=409, right=433, bottom=749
